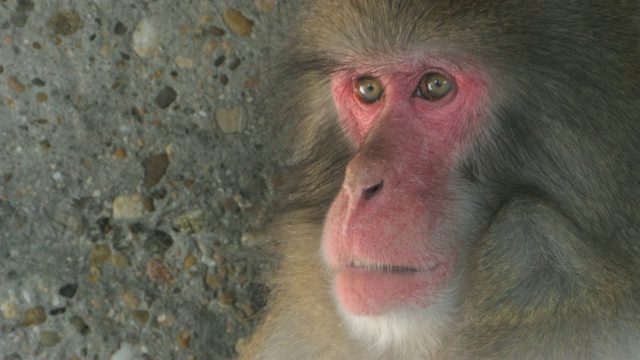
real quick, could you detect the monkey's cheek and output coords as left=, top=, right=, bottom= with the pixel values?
left=334, top=268, right=445, bottom=317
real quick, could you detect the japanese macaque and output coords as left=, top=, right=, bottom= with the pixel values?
left=241, top=1, right=640, bottom=359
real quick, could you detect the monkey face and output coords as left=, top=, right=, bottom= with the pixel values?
left=322, top=60, right=489, bottom=316
left=242, top=1, right=640, bottom=358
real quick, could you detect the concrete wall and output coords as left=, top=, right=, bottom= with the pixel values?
left=0, top=0, right=294, bottom=358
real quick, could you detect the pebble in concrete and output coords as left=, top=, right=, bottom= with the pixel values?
left=223, top=8, right=253, bottom=36
left=132, top=18, right=160, bottom=57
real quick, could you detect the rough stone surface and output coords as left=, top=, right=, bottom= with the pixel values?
left=0, top=1, right=298, bottom=358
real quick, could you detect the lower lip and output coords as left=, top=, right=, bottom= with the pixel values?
left=334, top=265, right=440, bottom=316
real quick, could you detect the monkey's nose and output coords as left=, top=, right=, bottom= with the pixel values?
left=362, top=180, right=384, bottom=200
left=343, top=148, right=389, bottom=201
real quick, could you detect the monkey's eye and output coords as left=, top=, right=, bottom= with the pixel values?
left=415, top=73, right=453, bottom=100
left=355, top=77, right=384, bottom=103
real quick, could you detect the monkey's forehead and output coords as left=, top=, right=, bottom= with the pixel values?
left=294, top=0, right=632, bottom=71
left=301, top=2, right=503, bottom=48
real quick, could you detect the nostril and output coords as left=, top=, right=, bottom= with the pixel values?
left=362, top=180, right=383, bottom=200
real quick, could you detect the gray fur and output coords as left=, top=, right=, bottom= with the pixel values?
left=242, top=1, right=640, bottom=359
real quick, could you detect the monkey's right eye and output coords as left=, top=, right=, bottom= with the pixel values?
left=355, top=77, right=384, bottom=103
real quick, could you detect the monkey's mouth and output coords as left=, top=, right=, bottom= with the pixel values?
left=335, top=260, right=445, bottom=316
left=347, top=260, right=437, bottom=274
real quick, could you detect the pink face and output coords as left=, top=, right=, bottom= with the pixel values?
left=322, top=55, right=488, bottom=316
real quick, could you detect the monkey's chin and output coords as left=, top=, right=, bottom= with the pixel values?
left=336, top=283, right=460, bottom=359
left=334, top=265, right=443, bottom=316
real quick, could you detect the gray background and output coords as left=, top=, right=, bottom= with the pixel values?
left=0, top=0, right=297, bottom=358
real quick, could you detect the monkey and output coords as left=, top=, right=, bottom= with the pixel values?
left=241, top=1, right=640, bottom=359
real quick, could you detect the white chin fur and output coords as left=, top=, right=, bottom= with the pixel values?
left=337, top=284, right=460, bottom=359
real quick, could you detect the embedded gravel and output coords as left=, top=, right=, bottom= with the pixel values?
left=0, top=1, right=298, bottom=358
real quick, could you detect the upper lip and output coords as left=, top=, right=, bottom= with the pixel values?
left=347, top=259, right=436, bottom=273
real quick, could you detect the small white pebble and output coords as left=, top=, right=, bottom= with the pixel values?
left=110, top=342, right=136, bottom=360
left=113, top=194, right=144, bottom=220
left=132, top=19, right=160, bottom=57
left=175, top=55, right=195, bottom=68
